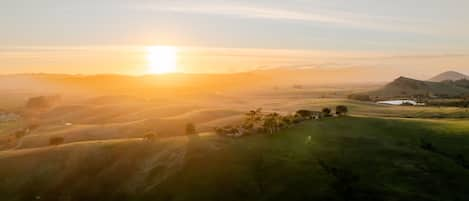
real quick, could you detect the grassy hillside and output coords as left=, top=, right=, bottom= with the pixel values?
left=1, top=117, right=469, bottom=201
left=277, top=98, right=469, bottom=119
left=4, top=98, right=469, bottom=151
left=367, top=76, right=469, bottom=98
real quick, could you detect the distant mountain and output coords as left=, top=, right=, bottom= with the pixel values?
left=0, top=67, right=394, bottom=94
left=429, top=71, right=469, bottom=82
left=366, top=76, right=469, bottom=98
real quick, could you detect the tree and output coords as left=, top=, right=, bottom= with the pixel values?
left=144, top=133, right=156, bottom=141
left=281, top=115, right=294, bottom=128
left=143, top=132, right=157, bottom=141
left=292, top=114, right=304, bottom=124
left=262, top=116, right=274, bottom=135
left=185, top=123, right=196, bottom=135
left=245, top=108, right=263, bottom=128
left=322, top=108, right=332, bottom=117
left=296, top=110, right=313, bottom=119
left=263, top=113, right=282, bottom=134
left=49, top=136, right=64, bottom=146
left=336, top=105, right=348, bottom=116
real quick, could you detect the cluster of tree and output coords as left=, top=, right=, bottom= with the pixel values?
left=426, top=100, right=469, bottom=108
left=347, top=94, right=372, bottom=101
left=336, top=105, right=349, bottom=115
left=216, top=106, right=348, bottom=137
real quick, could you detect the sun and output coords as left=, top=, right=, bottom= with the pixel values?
left=146, top=46, right=178, bottom=74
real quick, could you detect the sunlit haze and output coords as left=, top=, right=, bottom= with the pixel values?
left=1, top=0, right=469, bottom=80
left=147, top=46, right=178, bottom=74
left=3, top=2, right=469, bottom=200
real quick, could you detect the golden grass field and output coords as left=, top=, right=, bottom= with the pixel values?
left=1, top=86, right=469, bottom=151
left=1, top=78, right=469, bottom=201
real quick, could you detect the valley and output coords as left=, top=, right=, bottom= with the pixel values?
left=1, top=71, right=469, bottom=200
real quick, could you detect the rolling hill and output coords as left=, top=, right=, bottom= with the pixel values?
left=0, top=67, right=391, bottom=99
left=2, top=117, right=469, bottom=201
left=429, top=71, right=469, bottom=82
left=367, top=76, right=469, bottom=98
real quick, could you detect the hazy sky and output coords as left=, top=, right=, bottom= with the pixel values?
left=1, top=0, right=469, bottom=78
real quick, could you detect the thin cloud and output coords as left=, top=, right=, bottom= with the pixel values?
left=343, top=54, right=469, bottom=61
left=131, top=2, right=433, bottom=34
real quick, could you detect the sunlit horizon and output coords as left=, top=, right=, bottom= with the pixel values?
left=2, top=1, right=469, bottom=79
left=1, top=45, right=469, bottom=81
left=147, top=46, right=179, bottom=74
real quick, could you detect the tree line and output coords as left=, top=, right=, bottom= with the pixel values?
left=215, top=105, right=348, bottom=137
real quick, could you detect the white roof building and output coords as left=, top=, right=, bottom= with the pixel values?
left=376, top=100, right=424, bottom=106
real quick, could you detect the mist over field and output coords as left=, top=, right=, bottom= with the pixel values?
left=1, top=70, right=469, bottom=201
left=3, top=0, right=469, bottom=201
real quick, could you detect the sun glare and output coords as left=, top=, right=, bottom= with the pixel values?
left=147, top=46, right=178, bottom=74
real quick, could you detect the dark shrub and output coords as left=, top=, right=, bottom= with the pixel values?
left=292, top=114, right=303, bottom=124
left=296, top=110, right=314, bottom=119
left=420, top=138, right=437, bottom=153
left=347, top=94, right=372, bottom=101
left=454, top=154, right=469, bottom=169
left=336, top=105, right=349, bottom=116
left=185, top=123, right=196, bottom=135
left=215, top=127, right=225, bottom=136
left=14, top=130, right=27, bottom=139
left=49, top=136, right=64, bottom=146
left=322, top=108, right=332, bottom=117
left=143, top=133, right=157, bottom=141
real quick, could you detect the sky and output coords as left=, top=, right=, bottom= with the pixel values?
left=1, top=0, right=469, bottom=79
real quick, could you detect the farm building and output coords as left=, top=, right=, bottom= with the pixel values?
left=377, top=100, right=425, bottom=106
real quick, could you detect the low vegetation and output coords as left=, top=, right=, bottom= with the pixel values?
left=49, top=136, right=64, bottom=146
left=2, top=117, right=469, bottom=201
left=321, top=107, right=332, bottom=117
left=335, top=105, right=348, bottom=116
left=347, top=94, right=372, bottom=101
left=185, top=123, right=196, bottom=135
left=1, top=71, right=469, bottom=201
left=425, top=98, right=469, bottom=108
left=420, top=138, right=469, bottom=170
left=143, top=132, right=157, bottom=141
